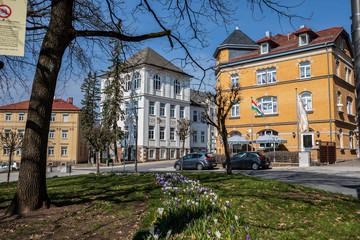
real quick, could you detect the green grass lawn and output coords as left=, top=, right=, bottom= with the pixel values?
left=0, top=172, right=359, bottom=239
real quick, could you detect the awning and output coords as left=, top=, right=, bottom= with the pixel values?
left=228, top=135, right=250, bottom=144
left=253, top=134, right=287, bottom=144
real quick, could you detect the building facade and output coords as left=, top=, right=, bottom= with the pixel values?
left=101, top=47, right=192, bottom=161
left=214, top=26, right=357, bottom=162
left=0, top=98, right=88, bottom=164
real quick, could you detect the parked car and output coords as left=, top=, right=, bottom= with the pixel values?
left=222, top=152, right=270, bottom=170
left=174, top=152, right=217, bottom=171
left=0, top=162, right=20, bottom=171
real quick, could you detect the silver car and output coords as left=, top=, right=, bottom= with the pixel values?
left=174, top=152, right=217, bottom=171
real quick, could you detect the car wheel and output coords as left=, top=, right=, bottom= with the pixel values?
left=196, top=163, right=204, bottom=171
left=175, top=164, right=181, bottom=171
left=251, top=162, right=259, bottom=170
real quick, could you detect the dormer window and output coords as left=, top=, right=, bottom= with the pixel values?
left=299, top=33, right=309, bottom=46
left=260, top=43, right=269, bottom=54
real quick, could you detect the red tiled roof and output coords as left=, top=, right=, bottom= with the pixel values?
left=226, top=27, right=344, bottom=64
left=293, top=26, right=315, bottom=35
left=255, top=36, right=279, bottom=46
left=0, top=99, right=81, bottom=111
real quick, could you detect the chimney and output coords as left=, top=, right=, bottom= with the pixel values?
left=300, top=25, right=305, bottom=29
left=265, top=31, right=272, bottom=37
left=68, top=97, right=73, bottom=105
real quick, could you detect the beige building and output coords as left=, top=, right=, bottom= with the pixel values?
left=0, top=98, right=88, bottom=164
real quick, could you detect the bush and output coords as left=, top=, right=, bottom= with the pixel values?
left=101, top=158, right=113, bottom=164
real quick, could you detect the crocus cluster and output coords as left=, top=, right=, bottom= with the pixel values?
left=147, top=173, right=251, bottom=240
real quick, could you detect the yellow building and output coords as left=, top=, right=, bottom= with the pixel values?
left=214, top=26, right=357, bottom=162
left=0, top=98, right=88, bottom=164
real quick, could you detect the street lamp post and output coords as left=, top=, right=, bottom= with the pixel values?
left=273, top=136, right=277, bottom=162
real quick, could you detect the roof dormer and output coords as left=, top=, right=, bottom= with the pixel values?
left=256, top=31, right=279, bottom=55
left=293, top=25, right=318, bottom=47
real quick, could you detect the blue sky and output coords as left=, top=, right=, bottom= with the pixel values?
left=3, top=0, right=353, bottom=108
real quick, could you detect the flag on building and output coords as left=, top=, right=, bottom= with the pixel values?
left=297, top=94, right=309, bottom=132
left=251, top=100, right=265, bottom=118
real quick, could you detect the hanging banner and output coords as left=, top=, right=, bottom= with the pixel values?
left=0, top=0, right=27, bottom=56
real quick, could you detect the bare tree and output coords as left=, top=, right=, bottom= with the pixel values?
left=176, top=119, right=193, bottom=172
left=2, top=0, right=306, bottom=215
left=202, top=86, right=241, bottom=175
left=0, top=130, right=23, bottom=183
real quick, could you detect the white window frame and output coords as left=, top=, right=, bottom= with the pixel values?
left=193, top=131, right=198, bottom=143
left=180, top=106, right=184, bottom=119
left=154, top=74, right=161, bottom=91
left=231, top=74, right=239, bottom=87
left=201, top=131, right=205, bottom=143
left=49, top=129, right=55, bottom=139
left=61, top=146, right=67, bottom=156
left=299, top=33, right=309, bottom=46
left=170, top=128, right=175, bottom=140
left=63, top=113, right=69, bottom=122
left=160, top=127, right=165, bottom=140
left=149, top=126, right=155, bottom=140
left=260, top=43, right=269, bottom=54
left=125, top=75, right=131, bottom=91
left=149, top=101, right=155, bottom=115
left=257, top=97, right=277, bottom=115
left=18, top=113, right=24, bottom=122
left=337, top=92, right=343, bottom=112
left=3, top=147, right=9, bottom=156
left=300, top=92, right=312, bottom=111
left=149, top=149, right=155, bottom=159
left=18, top=129, right=24, bottom=138
left=231, top=102, right=239, bottom=117
left=134, top=72, right=141, bottom=89
left=336, top=60, right=340, bottom=76
left=349, top=132, right=355, bottom=149
left=257, top=68, right=276, bottom=85
left=300, top=61, right=311, bottom=79
left=48, top=146, right=54, bottom=156
left=62, top=129, right=68, bottom=139
left=347, top=97, right=353, bottom=115
left=174, top=80, right=181, bottom=94
left=51, top=113, right=56, bottom=122
left=170, top=105, right=175, bottom=118
left=5, top=113, right=11, bottom=121
left=193, top=110, right=198, bottom=122
left=160, top=149, right=166, bottom=159
left=160, top=103, right=165, bottom=116
left=16, top=147, right=22, bottom=156
left=4, top=129, right=10, bottom=138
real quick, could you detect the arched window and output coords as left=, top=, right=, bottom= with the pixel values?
left=349, top=131, right=355, bottom=149
left=230, top=131, right=242, bottom=137
left=300, top=92, right=312, bottom=111
left=134, top=72, right=141, bottom=89
left=258, top=130, right=278, bottom=149
left=346, top=97, right=353, bottom=115
left=174, top=80, right=181, bottom=94
left=125, top=75, right=131, bottom=91
left=154, top=74, right=161, bottom=90
left=257, top=97, right=277, bottom=115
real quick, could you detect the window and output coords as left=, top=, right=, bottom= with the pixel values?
left=5, top=113, right=11, bottom=121
left=340, top=38, right=344, bottom=50
left=201, top=131, right=205, bottom=143
left=63, top=113, right=68, bottom=122
left=160, top=103, right=165, bottom=116
left=260, top=43, right=269, bottom=54
left=149, top=101, right=155, bottom=115
left=154, top=74, right=161, bottom=90
left=171, top=149, right=176, bottom=159
left=299, top=33, right=308, bottom=46
left=3, top=147, right=9, bottom=156
left=193, top=110, right=198, bottom=122
left=49, top=129, right=55, bottom=139
left=193, top=131, right=198, bottom=143
left=61, top=146, right=67, bottom=156
left=300, top=92, right=312, bottom=111
left=231, top=102, right=239, bottom=117
left=349, top=132, right=355, bottom=149
left=18, top=113, right=24, bottom=122
left=160, top=127, right=165, bottom=140
left=4, top=129, right=10, bottom=138
left=125, top=75, right=131, bottom=91
left=231, top=74, right=239, bottom=87
left=149, top=126, right=155, bottom=140
left=180, top=106, right=184, bottom=119
left=257, top=97, right=277, bottom=115
left=345, top=67, right=352, bottom=83
left=51, top=113, right=56, bottom=122
left=336, top=60, right=340, bottom=76
left=170, top=105, right=175, bottom=118
left=62, top=129, right=68, bottom=139
left=256, top=68, right=276, bottom=85
left=337, top=92, right=343, bottom=112
left=174, top=80, right=181, bottom=94
left=16, top=147, right=22, bottom=156
left=134, top=72, right=141, bottom=89
left=149, top=149, right=155, bottom=159
left=160, top=149, right=166, bottom=159
left=170, top=128, right=175, bottom=140
left=259, top=130, right=279, bottom=148
left=300, top=61, right=311, bottom=79
left=18, top=129, right=24, bottom=138
left=48, top=146, right=54, bottom=156
left=347, top=97, right=353, bottom=115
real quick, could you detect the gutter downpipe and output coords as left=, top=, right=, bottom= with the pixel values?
left=326, top=43, right=333, bottom=143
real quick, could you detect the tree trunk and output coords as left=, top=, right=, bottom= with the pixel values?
left=88, top=148, right=91, bottom=164
left=96, top=151, right=100, bottom=174
left=114, top=140, right=118, bottom=163
left=220, top=119, right=232, bottom=175
left=181, top=139, right=185, bottom=172
left=7, top=152, right=12, bottom=183
left=6, top=0, right=75, bottom=216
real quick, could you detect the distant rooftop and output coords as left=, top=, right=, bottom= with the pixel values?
left=0, top=98, right=80, bottom=111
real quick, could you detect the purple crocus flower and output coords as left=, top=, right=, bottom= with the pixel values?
left=246, top=235, right=250, bottom=240
left=231, top=226, right=234, bottom=232
left=245, top=225, right=249, bottom=230
left=207, top=216, right=210, bottom=220
left=207, top=231, right=211, bottom=235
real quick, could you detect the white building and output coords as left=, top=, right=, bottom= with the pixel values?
left=101, top=47, right=192, bottom=161
left=190, top=90, right=217, bottom=153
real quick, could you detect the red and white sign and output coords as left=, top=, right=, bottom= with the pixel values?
left=0, top=5, right=11, bottom=18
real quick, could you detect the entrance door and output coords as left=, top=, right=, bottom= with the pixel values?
left=301, top=133, right=314, bottom=152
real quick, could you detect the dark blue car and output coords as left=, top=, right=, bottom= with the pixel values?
left=222, top=152, right=270, bottom=170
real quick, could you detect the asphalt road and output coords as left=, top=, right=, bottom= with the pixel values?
left=1, top=159, right=360, bottom=198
